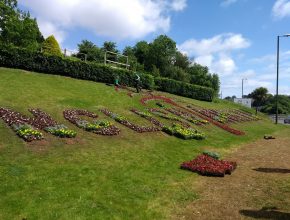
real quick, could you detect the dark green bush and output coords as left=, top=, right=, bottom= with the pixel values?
left=155, top=77, right=214, bottom=101
left=0, top=46, right=154, bottom=89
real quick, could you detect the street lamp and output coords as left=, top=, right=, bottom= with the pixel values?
left=276, top=34, right=290, bottom=124
left=242, top=78, right=247, bottom=98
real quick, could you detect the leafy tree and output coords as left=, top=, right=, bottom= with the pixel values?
left=134, top=41, right=149, bottom=65
left=248, top=87, right=269, bottom=114
left=122, top=46, right=138, bottom=71
left=163, top=65, right=190, bottom=82
left=174, top=51, right=190, bottom=70
left=0, top=0, right=43, bottom=50
left=102, top=41, right=118, bottom=62
left=76, top=40, right=103, bottom=62
left=261, top=95, right=290, bottom=114
left=102, top=41, right=118, bottom=53
left=42, top=35, right=62, bottom=56
left=144, top=35, right=177, bottom=74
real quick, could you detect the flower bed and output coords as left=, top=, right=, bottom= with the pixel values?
left=63, top=109, right=120, bottom=136
left=100, top=108, right=161, bottom=133
left=0, top=107, right=46, bottom=141
left=165, top=108, right=208, bottom=125
left=44, top=124, right=77, bottom=138
left=130, top=109, right=164, bottom=127
left=140, top=95, right=245, bottom=135
left=30, top=108, right=77, bottom=138
left=162, top=124, right=205, bottom=140
left=12, top=124, right=43, bottom=142
left=181, top=154, right=237, bottom=177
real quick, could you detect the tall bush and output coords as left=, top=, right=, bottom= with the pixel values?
left=155, top=77, right=214, bottom=101
left=42, top=35, right=62, bottom=57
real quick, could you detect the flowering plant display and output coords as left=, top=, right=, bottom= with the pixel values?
left=181, top=154, right=237, bottom=177
left=63, top=109, right=120, bottom=136
left=101, top=108, right=161, bottom=133
left=12, top=124, right=43, bottom=142
left=130, top=109, right=164, bottom=127
left=162, top=124, right=205, bottom=140
left=165, top=108, right=208, bottom=125
left=139, top=95, right=246, bottom=135
left=44, top=124, right=77, bottom=138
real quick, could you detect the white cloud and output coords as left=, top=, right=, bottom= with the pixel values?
left=171, top=0, right=187, bottom=11
left=178, top=33, right=250, bottom=56
left=272, top=0, right=290, bottom=19
left=220, top=0, right=238, bottom=7
left=178, top=33, right=250, bottom=76
left=19, top=0, right=187, bottom=42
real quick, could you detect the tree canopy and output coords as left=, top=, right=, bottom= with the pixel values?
left=0, top=0, right=43, bottom=50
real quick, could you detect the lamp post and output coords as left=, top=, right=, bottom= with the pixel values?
left=276, top=34, right=290, bottom=124
left=242, top=78, right=247, bottom=98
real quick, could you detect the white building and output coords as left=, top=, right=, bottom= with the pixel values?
left=234, top=98, right=252, bottom=108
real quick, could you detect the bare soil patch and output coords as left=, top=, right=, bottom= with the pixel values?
left=175, top=133, right=290, bottom=220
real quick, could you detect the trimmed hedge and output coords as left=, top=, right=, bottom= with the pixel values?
left=155, top=77, right=214, bottom=101
left=0, top=46, right=214, bottom=101
left=0, top=46, right=154, bottom=89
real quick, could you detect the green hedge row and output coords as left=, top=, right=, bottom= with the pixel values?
left=0, top=46, right=154, bottom=89
left=155, top=77, right=214, bottom=101
left=0, top=46, right=213, bottom=101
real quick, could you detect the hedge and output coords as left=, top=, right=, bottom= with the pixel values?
left=155, top=77, right=214, bottom=101
left=0, top=46, right=214, bottom=101
left=0, top=46, right=154, bottom=89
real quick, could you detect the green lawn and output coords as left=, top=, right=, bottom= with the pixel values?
left=0, top=67, right=287, bottom=220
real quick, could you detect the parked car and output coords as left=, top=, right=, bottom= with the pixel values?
left=284, top=116, right=290, bottom=124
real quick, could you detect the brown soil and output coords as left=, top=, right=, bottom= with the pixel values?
left=175, top=133, right=290, bottom=220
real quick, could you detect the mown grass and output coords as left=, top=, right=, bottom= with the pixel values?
left=0, top=67, right=288, bottom=220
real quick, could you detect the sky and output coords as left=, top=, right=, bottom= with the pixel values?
left=18, top=0, right=290, bottom=98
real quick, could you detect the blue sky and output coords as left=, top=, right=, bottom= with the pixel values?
left=19, top=0, right=290, bottom=97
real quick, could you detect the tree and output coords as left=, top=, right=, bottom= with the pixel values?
left=122, top=46, right=138, bottom=71
left=102, top=41, right=118, bottom=62
left=102, top=41, right=118, bottom=53
left=134, top=41, right=149, bottom=65
left=248, top=87, right=269, bottom=114
left=261, top=95, right=290, bottom=114
left=174, top=51, right=190, bottom=70
left=42, top=35, right=62, bottom=56
left=144, top=35, right=177, bottom=74
left=76, top=40, right=103, bottom=62
left=0, top=0, right=43, bottom=50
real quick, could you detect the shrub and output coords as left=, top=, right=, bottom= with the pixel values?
left=42, top=35, right=62, bottom=57
left=155, top=77, right=214, bottom=101
left=0, top=46, right=155, bottom=89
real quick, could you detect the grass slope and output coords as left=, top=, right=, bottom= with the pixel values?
left=0, top=67, right=287, bottom=220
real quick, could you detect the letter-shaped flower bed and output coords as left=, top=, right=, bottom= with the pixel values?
left=29, top=109, right=77, bottom=138
left=163, top=124, right=205, bottom=140
left=140, top=95, right=245, bottom=135
left=0, top=107, right=43, bottom=141
left=181, top=154, right=237, bottom=177
left=12, top=124, right=43, bottom=142
left=131, top=109, right=205, bottom=140
left=63, top=109, right=120, bottom=135
left=165, top=108, right=208, bottom=125
left=100, top=108, right=161, bottom=133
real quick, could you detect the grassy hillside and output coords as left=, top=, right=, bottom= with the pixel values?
left=0, top=67, right=287, bottom=220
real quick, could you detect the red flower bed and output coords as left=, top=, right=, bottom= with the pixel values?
left=100, top=108, right=161, bottom=133
left=181, top=154, right=237, bottom=177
